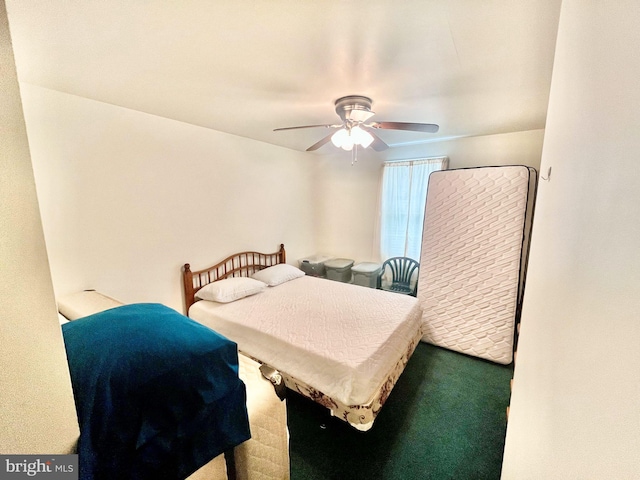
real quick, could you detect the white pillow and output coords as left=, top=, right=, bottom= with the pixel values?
left=251, top=264, right=305, bottom=286
left=195, top=277, right=267, bottom=303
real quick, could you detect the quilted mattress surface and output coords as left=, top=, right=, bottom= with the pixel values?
left=234, top=354, right=290, bottom=480
left=188, top=354, right=290, bottom=480
left=189, top=275, right=423, bottom=406
left=418, top=166, right=532, bottom=364
left=57, top=290, right=123, bottom=320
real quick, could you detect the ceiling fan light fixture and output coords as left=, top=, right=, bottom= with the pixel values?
left=348, top=109, right=375, bottom=123
left=331, top=127, right=373, bottom=150
left=274, top=95, right=439, bottom=153
left=351, top=126, right=374, bottom=148
left=331, top=128, right=350, bottom=148
left=340, top=138, right=354, bottom=151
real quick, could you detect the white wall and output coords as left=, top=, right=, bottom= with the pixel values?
left=0, top=0, right=78, bottom=453
left=314, top=129, right=544, bottom=263
left=22, top=84, right=318, bottom=313
left=502, top=1, right=640, bottom=478
left=380, top=129, right=545, bottom=170
left=23, top=78, right=545, bottom=310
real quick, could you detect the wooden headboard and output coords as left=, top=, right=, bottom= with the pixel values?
left=183, top=244, right=286, bottom=314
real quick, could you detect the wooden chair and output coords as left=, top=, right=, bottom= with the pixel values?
left=377, top=257, right=420, bottom=296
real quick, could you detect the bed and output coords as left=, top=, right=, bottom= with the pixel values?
left=183, top=244, right=423, bottom=431
left=57, top=291, right=290, bottom=480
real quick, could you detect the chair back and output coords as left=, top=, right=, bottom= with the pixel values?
left=379, top=257, right=420, bottom=296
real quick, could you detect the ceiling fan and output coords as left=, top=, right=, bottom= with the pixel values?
left=274, top=95, right=439, bottom=152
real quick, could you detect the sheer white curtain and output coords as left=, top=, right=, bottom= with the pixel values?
left=378, top=157, right=448, bottom=261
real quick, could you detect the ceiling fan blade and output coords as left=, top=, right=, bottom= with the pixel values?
left=306, top=132, right=335, bottom=152
left=369, top=121, right=439, bottom=133
left=274, top=124, right=339, bottom=132
left=365, top=129, right=389, bottom=151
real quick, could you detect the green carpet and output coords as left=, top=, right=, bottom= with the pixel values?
left=286, top=343, right=513, bottom=480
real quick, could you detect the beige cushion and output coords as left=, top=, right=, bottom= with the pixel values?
left=57, top=290, right=124, bottom=320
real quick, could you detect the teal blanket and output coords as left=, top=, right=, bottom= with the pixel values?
left=62, top=303, right=250, bottom=479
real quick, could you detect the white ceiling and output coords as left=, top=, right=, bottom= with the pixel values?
left=6, top=0, right=562, bottom=154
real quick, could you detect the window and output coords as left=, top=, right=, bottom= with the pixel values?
left=379, top=157, right=448, bottom=261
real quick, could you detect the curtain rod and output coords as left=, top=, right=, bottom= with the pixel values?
left=383, top=156, right=448, bottom=165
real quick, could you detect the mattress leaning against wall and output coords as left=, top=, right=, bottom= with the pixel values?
left=417, top=165, right=537, bottom=364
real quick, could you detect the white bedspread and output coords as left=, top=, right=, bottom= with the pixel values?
left=189, top=276, right=423, bottom=406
